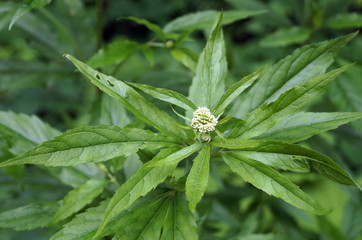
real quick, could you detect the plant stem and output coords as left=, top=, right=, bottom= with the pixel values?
left=97, top=163, right=120, bottom=187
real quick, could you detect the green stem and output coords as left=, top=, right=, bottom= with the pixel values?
left=38, top=8, right=84, bottom=59
left=97, top=163, right=120, bottom=187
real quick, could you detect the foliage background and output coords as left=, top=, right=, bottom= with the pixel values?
left=0, top=0, right=362, bottom=239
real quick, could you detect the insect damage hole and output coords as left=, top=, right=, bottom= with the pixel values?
left=95, top=74, right=101, bottom=80
left=107, top=80, right=115, bottom=87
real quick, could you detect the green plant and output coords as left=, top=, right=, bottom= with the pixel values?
left=1, top=11, right=362, bottom=240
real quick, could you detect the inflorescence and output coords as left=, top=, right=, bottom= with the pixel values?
left=191, top=107, right=218, bottom=133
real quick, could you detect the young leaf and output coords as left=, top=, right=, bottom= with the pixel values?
left=50, top=178, right=106, bottom=224
left=127, top=82, right=197, bottom=112
left=255, top=112, right=362, bottom=143
left=230, top=151, right=310, bottom=173
left=212, top=68, right=263, bottom=116
left=65, top=54, right=191, bottom=143
left=212, top=139, right=358, bottom=187
left=185, top=144, right=211, bottom=212
left=148, top=142, right=202, bottom=167
left=0, top=126, right=179, bottom=167
left=124, top=16, right=166, bottom=40
left=87, top=39, right=138, bottom=68
left=230, top=33, right=357, bottom=118
left=0, top=201, right=59, bottom=230
left=229, top=65, right=351, bottom=139
left=0, top=111, right=60, bottom=145
left=50, top=190, right=170, bottom=240
left=222, top=153, right=326, bottom=214
left=171, top=47, right=198, bottom=73
left=188, top=13, right=227, bottom=109
left=160, top=193, right=198, bottom=240
left=163, top=10, right=266, bottom=33
left=94, top=148, right=180, bottom=238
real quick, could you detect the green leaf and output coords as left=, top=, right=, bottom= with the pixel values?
left=160, top=193, right=198, bottom=240
left=9, top=0, right=52, bottom=30
left=99, top=94, right=131, bottom=127
left=260, top=27, right=311, bottom=48
left=229, top=151, right=310, bottom=173
left=124, top=16, right=166, bottom=40
left=230, top=33, right=357, bottom=119
left=171, top=47, right=198, bottom=73
left=212, top=138, right=358, bottom=187
left=87, top=39, right=138, bottom=68
left=255, top=112, right=362, bottom=143
left=229, top=65, right=351, bottom=139
left=222, top=153, right=326, bottom=214
left=0, top=201, right=59, bottom=230
left=50, top=178, right=106, bottom=224
left=212, top=67, right=263, bottom=116
left=163, top=10, right=266, bottom=33
left=50, top=190, right=171, bottom=240
left=0, top=125, right=178, bottom=167
left=329, top=63, right=362, bottom=135
left=185, top=144, right=210, bottom=211
left=188, top=13, right=227, bottom=109
left=95, top=148, right=180, bottom=238
left=328, top=13, right=362, bottom=29
left=113, top=195, right=170, bottom=240
left=0, top=111, right=60, bottom=145
left=127, top=82, right=196, bottom=112
left=148, top=142, right=202, bottom=167
left=65, top=54, right=191, bottom=143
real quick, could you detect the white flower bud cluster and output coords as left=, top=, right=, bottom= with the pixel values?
left=191, top=107, right=218, bottom=133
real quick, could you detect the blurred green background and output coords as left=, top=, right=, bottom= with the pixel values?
left=0, top=0, right=362, bottom=239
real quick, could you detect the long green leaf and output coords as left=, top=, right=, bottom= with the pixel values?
left=50, top=190, right=171, bottom=240
left=230, top=151, right=310, bottom=173
left=328, top=13, right=362, bottom=29
left=0, top=111, right=60, bottom=145
left=87, top=39, right=138, bottom=68
left=185, top=144, right=210, bottom=211
left=212, top=138, right=358, bottom=187
left=94, top=148, right=180, bottom=238
left=9, top=0, right=52, bottom=30
left=113, top=195, right=170, bottom=240
left=148, top=142, right=202, bottom=167
left=222, top=153, right=326, bottom=214
left=124, top=16, right=166, bottom=40
left=188, top=13, right=227, bottom=109
left=160, top=193, right=198, bottom=240
left=0, top=126, right=178, bottom=167
left=65, top=54, right=190, bottom=143
left=127, top=82, right=196, bottom=112
left=260, top=27, right=311, bottom=48
left=50, top=178, right=106, bottom=224
left=0, top=201, right=59, bottom=230
left=163, top=10, right=266, bottom=32
left=255, top=112, right=362, bottom=143
left=229, top=65, right=351, bottom=139
left=212, top=68, right=263, bottom=116
left=230, top=33, right=357, bottom=118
